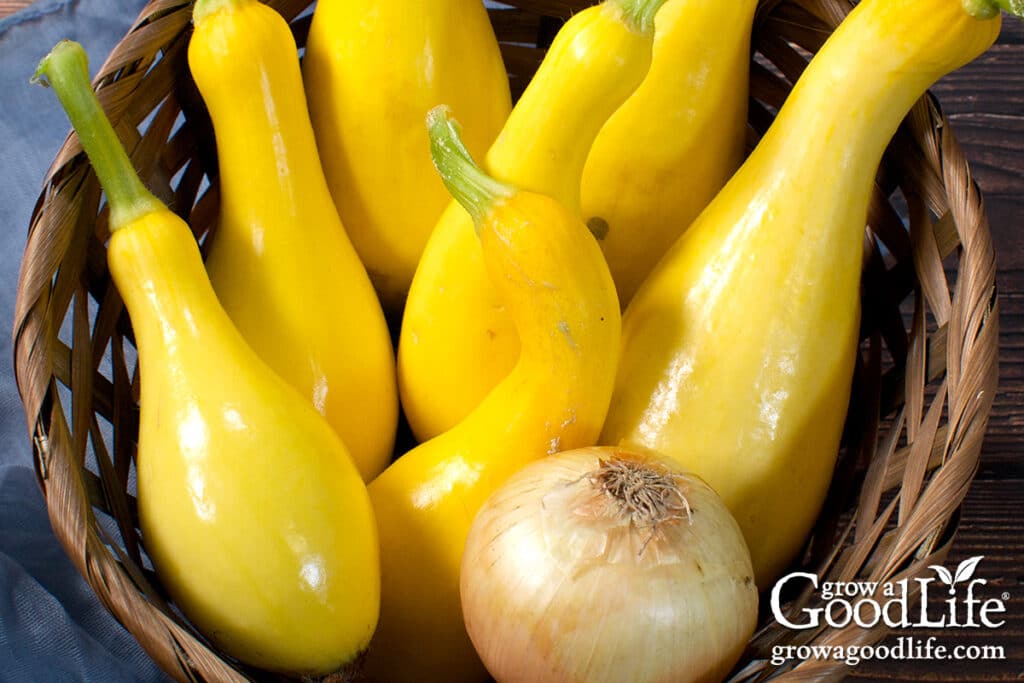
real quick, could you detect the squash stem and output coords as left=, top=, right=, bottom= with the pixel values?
left=192, top=0, right=249, bottom=25
left=608, top=0, right=670, bottom=33
left=33, top=41, right=162, bottom=232
left=426, top=105, right=513, bottom=225
left=964, top=0, right=1024, bottom=18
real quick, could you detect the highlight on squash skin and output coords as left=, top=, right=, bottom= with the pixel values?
left=189, top=0, right=398, bottom=481
left=35, top=39, right=380, bottom=675
left=302, top=0, right=511, bottom=310
left=601, top=0, right=1003, bottom=589
left=398, top=0, right=665, bottom=445
left=365, top=107, right=620, bottom=683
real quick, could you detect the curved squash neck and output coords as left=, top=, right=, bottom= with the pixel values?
left=484, top=3, right=653, bottom=213
left=477, top=220, right=614, bottom=417
left=753, top=0, right=999, bottom=204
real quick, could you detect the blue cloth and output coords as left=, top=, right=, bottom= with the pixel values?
left=0, top=0, right=171, bottom=679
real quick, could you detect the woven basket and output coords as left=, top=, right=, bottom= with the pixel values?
left=12, top=0, right=1000, bottom=680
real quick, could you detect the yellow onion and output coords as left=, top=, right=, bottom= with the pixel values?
left=460, top=446, right=757, bottom=683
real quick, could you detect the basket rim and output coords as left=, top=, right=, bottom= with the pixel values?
left=10, top=0, right=1002, bottom=681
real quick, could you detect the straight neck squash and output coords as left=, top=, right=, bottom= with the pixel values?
left=189, top=0, right=398, bottom=480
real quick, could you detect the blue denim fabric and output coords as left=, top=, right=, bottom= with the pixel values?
left=1, top=0, right=171, bottom=679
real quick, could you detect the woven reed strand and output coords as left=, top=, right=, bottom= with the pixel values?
left=10, top=0, right=999, bottom=681
left=0, top=0, right=32, bottom=19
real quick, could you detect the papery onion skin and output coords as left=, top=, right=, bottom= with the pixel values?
left=461, top=446, right=757, bottom=683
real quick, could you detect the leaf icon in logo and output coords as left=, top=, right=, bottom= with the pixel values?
left=954, top=556, right=984, bottom=584
left=931, top=564, right=954, bottom=586
left=930, top=556, right=984, bottom=596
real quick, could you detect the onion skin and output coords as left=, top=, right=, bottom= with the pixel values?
left=461, top=446, right=757, bottom=683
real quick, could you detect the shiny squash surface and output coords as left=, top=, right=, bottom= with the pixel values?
left=115, top=213, right=380, bottom=674
left=35, top=38, right=380, bottom=676
left=601, top=0, right=1002, bottom=588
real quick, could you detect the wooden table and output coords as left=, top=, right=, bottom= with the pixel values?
left=2, top=0, right=1019, bottom=680
left=846, top=17, right=1024, bottom=682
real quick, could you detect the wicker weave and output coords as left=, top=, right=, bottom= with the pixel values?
left=11, top=0, right=1000, bottom=680
left=0, top=0, right=32, bottom=19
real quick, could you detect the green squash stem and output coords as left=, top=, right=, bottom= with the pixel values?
left=964, top=0, right=1024, bottom=18
left=192, top=0, right=249, bottom=25
left=609, top=0, right=671, bottom=33
left=426, top=105, right=513, bottom=227
left=33, top=40, right=162, bottom=232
